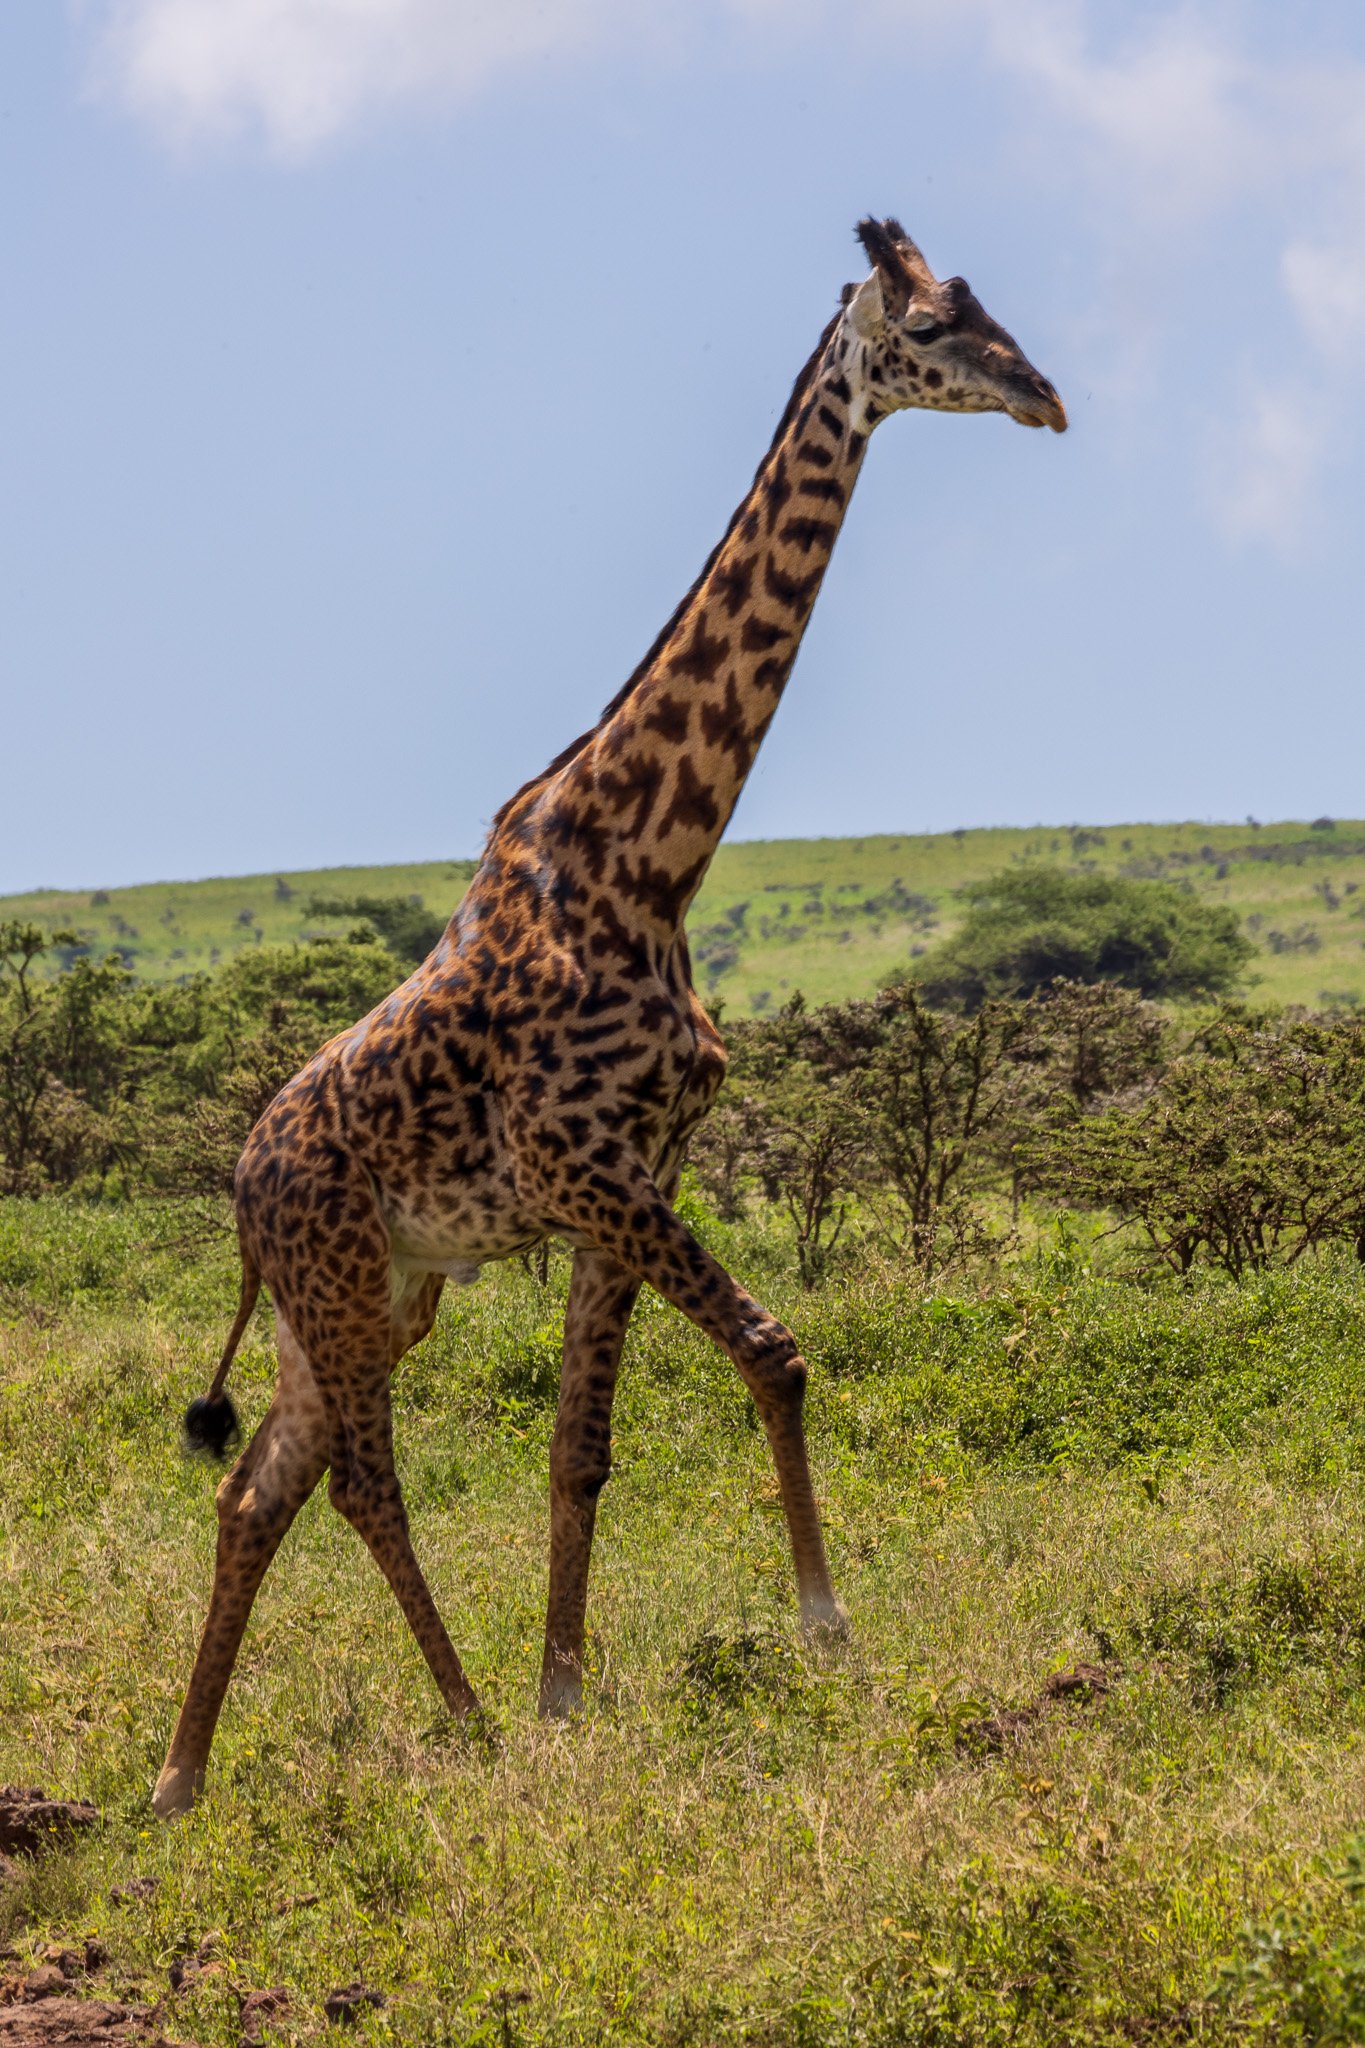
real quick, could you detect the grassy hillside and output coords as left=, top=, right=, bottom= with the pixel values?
left=7, top=817, right=1365, bottom=1014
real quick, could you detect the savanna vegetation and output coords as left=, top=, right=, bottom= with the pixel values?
left=6, top=851, right=1365, bottom=2043
left=7, top=814, right=1365, bottom=1013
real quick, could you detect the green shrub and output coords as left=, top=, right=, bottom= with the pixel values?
left=1215, top=1842, right=1365, bottom=2043
left=912, top=867, right=1253, bottom=1009
left=1093, top=1553, right=1365, bottom=1706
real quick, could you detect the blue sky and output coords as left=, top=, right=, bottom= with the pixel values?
left=4, top=1, right=1365, bottom=894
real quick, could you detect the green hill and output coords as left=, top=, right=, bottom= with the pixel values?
left=6, top=818, right=1365, bottom=1015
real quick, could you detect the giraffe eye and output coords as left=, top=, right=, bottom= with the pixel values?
left=906, top=321, right=946, bottom=346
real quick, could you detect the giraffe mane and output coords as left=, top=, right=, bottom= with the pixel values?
left=487, top=307, right=844, bottom=838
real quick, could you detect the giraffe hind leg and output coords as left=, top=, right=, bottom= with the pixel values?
left=323, top=1372, right=482, bottom=1721
left=288, top=1256, right=481, bottom=1725
left=157, top=1190, right=470, bottom=1816
left=153, top=1315, right=328, bottom=1818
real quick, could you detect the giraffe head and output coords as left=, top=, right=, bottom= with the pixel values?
left=844, top=217, right=1067, bottom=433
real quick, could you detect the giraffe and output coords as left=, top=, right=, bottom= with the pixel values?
left=152, top=217, right=1065, bottom=1819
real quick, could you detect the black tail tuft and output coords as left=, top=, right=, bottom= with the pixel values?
left=184, top=1393, right=240, bottom=1461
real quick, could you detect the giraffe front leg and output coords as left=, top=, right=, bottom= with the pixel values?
left=551, top=1161, right=846, bottom=1642
left=539, top=1248, right=641, bottom=1717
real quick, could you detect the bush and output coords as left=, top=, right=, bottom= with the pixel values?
left=0, top=925, right=402, bottom=1198
left=1093, top=1552, right=1365, bottom=1707
left=305, top=893, right=447, bottom=968
left=148, top=934, right=402, bottom=1195
left=1031, top=1013, right=1365, bottom=1276
left=690, top=982, right=1169, bottom=1277
left=0, top=922, right=142, bottom=1195
left=911, top=867, right=1254, bottom=1010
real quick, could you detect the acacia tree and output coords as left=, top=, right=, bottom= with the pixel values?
left=798, top=984, right=1033, bottom=1268
left=689, top=999, right=866, bottom=1286
left=754, top=1066, right=866, bottom=1288
left=1015, top=979, right=1168, bottom=1108
left=0, top=922, right=139, bottom=1193
left=305, top=893, right=447, bottom=968
left=1000, top=979, right=1168, bottom=1215
left=0, top=924, right=403, bottom=1198
left=913, top=867, right=1253, bottom=1010
left=150, top=935, right=401, bottom=1195
left=692, top=985, right=1040, bottom=1276
left=1029, top=1013, right=1365, bottom=1275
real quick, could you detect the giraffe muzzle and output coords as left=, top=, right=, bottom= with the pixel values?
left=1006, top=372, right=1068, bottom=433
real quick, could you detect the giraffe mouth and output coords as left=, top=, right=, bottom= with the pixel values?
left=1006, top=378, right=1068, bottom=433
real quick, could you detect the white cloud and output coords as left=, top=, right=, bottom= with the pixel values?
left=1223, top=207, right=1365, bottom=540
left=77, top=0, right=1275, bottom=184
left=1207, top=383, right=1328, bottom=548
left=1283, top=234, right=1365, bottom=361
left=85, top=0, right=628, bottom=155
left=948, top=3, right=1365, bottom=549
left=82, top=0, right=1364, bottom=218
left=80, top=0, right=1365, bottom=543
left=987, top=9, right=1260, bottom=219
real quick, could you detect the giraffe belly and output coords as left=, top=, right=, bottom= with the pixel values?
left=383, top=1197, right=546, bottom=1275
left=374, top=1124, right=547, bottom=1271
left=389, top=1251, right=486, bottom=1288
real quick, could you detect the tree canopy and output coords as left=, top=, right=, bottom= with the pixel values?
left=305, top=893, right=448, bottom=969
left=908, top=868, right=1254, bottom=1011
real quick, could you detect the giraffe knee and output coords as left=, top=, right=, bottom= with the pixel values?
left=328, top=1459, right=406, bottom=1535
left=579, top=1455, right=612, bottom=1502
left=737, top=1322, right=807, bottom=1409
left=215, top=1406, right=325, bottom=1530
left=214, top=1467, right=249, bottom=1523
left=550, top=1426, right=612, bottom=1506
left=215, top=1461, right=294, bottom=1542
left=327, top=1464, right=356, bottom=1520
left=214, top=1444, right=265, bottom=1523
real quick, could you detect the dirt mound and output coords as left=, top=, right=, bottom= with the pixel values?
left=1, top=1937, right=183, bottom=2048
left=958, top=1662, right=1116, bottom=1755
left=0, top=1792, right=98, bottom=1861
left=323, top=1983, right=384, bottom=2026
left=0, top=1995, right=175, bottom=2046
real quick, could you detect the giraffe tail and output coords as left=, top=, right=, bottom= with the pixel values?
left=183, top=1248, right=260, bottom=1460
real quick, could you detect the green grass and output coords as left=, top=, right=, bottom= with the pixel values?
left=8, top=817, right=1365, bottom=1014
left=8, top=1200, right=1365, bottom=2039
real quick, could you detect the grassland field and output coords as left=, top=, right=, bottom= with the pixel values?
left=8, top=816, right=1365, bottom=2041
left=7, top=1196, right=1365, bottom=2042
left=7, top=817, right=1365, bottom=1014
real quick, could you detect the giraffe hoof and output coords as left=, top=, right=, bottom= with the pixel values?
left=538, top=1678, right=583, bottom=1720
left=151, top=1763, right=203, bottom=1821
left=802, top=1600, right=850, bottom=1645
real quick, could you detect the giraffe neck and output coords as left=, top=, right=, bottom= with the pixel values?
left=512, top=315, right=871, bottom=935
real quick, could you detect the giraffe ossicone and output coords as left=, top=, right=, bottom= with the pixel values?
left=151, top=217, right=1065, bottom=1819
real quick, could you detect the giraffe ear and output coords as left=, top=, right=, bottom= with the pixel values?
left=846, top=270, right=884, bottom=339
